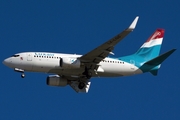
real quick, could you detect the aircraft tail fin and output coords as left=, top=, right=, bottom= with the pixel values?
left=119, top=29, right=176, bottom=76
left=135, top=29, right=164, bottom=61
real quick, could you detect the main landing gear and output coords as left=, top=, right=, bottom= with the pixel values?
left=79, top=67, right=92, bottom=89
left=78, top=82, right=85, bottom=89
left=83, top=67, right=92, bottom=79
left=87, top=71, right=92, bottom=79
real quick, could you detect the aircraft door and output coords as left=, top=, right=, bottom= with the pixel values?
left=25, top=53, right=33, bottom=71
left=27, top=53, right=32, bottom=61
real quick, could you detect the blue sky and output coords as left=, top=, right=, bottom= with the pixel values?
left=0, top=0, right=180, bottom=119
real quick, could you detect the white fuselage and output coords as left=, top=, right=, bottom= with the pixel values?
left=3, top=52, right=143, bottom=77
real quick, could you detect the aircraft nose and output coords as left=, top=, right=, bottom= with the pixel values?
left=3, top=58, right=11, bottom=67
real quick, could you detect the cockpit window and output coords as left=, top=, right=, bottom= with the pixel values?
left=12, top=54, right=20, bottom=57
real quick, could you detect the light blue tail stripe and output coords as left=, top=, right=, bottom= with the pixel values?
left=116, top=45, right=162, bottom=73
left=134, top=45, right=161, bottom=61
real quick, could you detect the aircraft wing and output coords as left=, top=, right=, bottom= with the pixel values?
left=80, top=16, right=139, bottom=69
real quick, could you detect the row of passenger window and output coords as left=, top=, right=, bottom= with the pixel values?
left=102, top=60, right=124, bottom=64
left=34, top=55, right=124, bottom=64
left=34, top=56, right=60, bottom=59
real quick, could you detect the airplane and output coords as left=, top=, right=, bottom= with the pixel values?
left=3, top=16, right=176, bottom=93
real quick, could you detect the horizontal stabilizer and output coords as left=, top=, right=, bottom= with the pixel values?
left=150, top=70, right=158, bottom=76
left=144, top=49, right=176, bottom=66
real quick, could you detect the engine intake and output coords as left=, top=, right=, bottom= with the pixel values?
left=46, top=75, right=67, bottom=87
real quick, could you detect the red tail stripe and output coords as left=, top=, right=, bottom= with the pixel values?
left=146, top=29, right=164, bottom=42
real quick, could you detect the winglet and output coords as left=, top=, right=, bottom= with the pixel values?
left=128, top=16, right=139, bottom=31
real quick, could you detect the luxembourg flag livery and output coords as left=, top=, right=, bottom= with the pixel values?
left=135, top=29, right=164, bottom=61
left=141, top=29, right=164, bottom=48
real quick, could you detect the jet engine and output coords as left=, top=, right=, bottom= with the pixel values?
left=46, top=75, right=68, bottom=87
left=60, top=57, right=81, bottom=69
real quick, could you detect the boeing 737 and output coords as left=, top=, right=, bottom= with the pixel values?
left=3, top=16, right=176, bottom=93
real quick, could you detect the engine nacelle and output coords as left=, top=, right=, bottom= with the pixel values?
left=60, top=57, right=81, bottom=69
left=46, top=75, right=68, bottom=87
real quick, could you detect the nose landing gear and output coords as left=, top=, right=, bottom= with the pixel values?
left=14, top=68, right=25, bottom=78
left=21, top=73, right=25, bottom=78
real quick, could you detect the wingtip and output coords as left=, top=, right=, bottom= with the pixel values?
left=128, top=16, right=139, bottom=31
left=171, top=48, right=177, bottom=53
